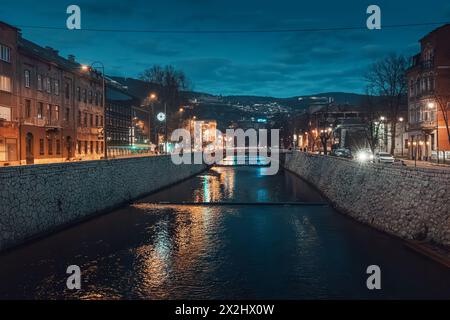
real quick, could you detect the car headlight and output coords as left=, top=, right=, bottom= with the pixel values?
left=356, top=151, right=368, bottom=162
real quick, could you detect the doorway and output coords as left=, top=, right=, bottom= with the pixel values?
left=26, top=133, right=34, bottom=164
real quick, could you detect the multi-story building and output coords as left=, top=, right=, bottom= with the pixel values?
left=407, top=24, right=450, bottom=162
left=0, top=22, right=19, bottom=166
left=0, top=21, right=104, bottom=166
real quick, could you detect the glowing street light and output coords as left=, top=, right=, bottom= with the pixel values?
left=427, top=102, right=435, bottom=109
left=399, top=117, right=404, bottom=122
left=380, top=116, right=386, bottom=121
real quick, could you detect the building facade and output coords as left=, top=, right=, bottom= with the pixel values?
left=0, top=22, right=19, bottom=166
left=0, top=21, right=104, bottom=166
left=407, top=24, right=450, bottom=162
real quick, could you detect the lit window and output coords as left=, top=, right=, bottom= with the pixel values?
left=0, top=75, right=12, bottom=92
left=55, top=105, right=60, bottom=121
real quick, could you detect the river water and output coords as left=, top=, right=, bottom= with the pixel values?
left=0, top=166, right=448, bottom=299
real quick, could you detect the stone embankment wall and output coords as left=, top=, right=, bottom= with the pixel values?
left=0, top=155, right=207, bottom=251
left=284, top=151, right=450, bottom=247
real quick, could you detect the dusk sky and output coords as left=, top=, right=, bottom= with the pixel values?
left=2, top=0, right=450, bottom=97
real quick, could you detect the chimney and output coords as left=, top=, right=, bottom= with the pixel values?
left=68, top=54, right=76, bottom=62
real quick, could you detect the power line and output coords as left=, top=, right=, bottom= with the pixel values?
left=15, top=21, right=450, bottom=34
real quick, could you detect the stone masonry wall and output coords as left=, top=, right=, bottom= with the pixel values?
left=0, top=155, right=207, bottom=251
left=284, top=151, right=450, bottom=247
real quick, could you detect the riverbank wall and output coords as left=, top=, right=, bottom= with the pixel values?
left=283, top=151, right=450, bottom=247
left=0, top=155, right=207, bottom=251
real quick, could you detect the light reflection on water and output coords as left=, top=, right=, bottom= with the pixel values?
left=0, top=167, right=449, bottom=299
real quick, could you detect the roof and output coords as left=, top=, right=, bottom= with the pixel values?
left=0, top=21, right=20, bottom=31
left=420, top=23, right=450, bottom=42
left=18, top=37, right=81, bottom=71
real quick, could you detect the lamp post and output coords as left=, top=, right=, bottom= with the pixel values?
left=164, top=102, right=167, bottom=154
left=148, top=93, right=157, bottom=153
left=399, top=117, right=404, bottom=157
left=81, top=62, right=106, bottom=159
left=427, top=101, right=440, bottom=164
left=379, top=116, right=387, bottom=152
left=413, top=141, right=417, bottom=167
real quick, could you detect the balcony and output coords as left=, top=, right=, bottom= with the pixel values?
left=409, top=120, right=436, bottom=131
left=408, top=54, right=434, bottom=71
left=23, top=117, right=47, bottom=127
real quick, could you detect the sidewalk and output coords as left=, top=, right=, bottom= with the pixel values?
left=401, top=159, right=450, bottom=170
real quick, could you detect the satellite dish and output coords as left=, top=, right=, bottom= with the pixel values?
left=157, top=112, right=166, bottom=122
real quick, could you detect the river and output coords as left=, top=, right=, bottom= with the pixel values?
left=0, top=166, right=448, bottom=299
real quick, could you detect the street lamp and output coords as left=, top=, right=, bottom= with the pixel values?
left=148, top=93, right=157, bottom=150
left=413, top=141, right=418, bottom=167
left=427, top=101, right=440, bottom=164
left=81, top=61, right=107, bottom=159
left=399, top=117, right=404, bottom=157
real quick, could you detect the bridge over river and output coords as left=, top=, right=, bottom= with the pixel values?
left=0, top=157, right=448, bottom=299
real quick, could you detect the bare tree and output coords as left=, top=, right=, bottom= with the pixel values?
left=139, top=65, right=191, bottom=131
left=319, top=130, right=332, bottom=155
left=365, top=53, right=408, bottom=154
left=361, top=91, right=384, bottom=153
left=433, top=92, right=450, bottom=145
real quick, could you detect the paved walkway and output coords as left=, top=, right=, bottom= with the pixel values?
left=401, top=159, right=450, bottom=170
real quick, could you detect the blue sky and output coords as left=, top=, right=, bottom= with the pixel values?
left=2, top=0, right=450, bottom=97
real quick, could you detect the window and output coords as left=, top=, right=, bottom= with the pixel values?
left=56, top=140, right=61, bottom=155
left=77, top=141, right=81, bottom=154
left=48, top=138, right=53, bottom=155
left=100, top=116, right=103, bottom=127
left=54, top=105, right=60, bottom=121
left=95, top=93, right=99, bottom=106
left=0, top=75, right=12, bottom=92
left=95, top=115, right=99, bottom=127
left=0, top=106, right=11, bottom=121
left=100, top=142, right=104, bottom=154
left=84, top=141, right=88, bottom=154
left=90, top=113, right=93, bottom=127
left=65, top=107, right=70, bottom=121
left=0, top=44, right=11, bottom=62
left=78, top=111, right=81, bottom=126
left=37, top=75, right=42, bottom=91
left=39, top=139, right=44, bottom=155
left=24, top=70, right=31, bottom=88
left=76, top=87, right=81, bottom=102
left=47, top=104, right=52, bottom=123
left=65, top=82, right=70, bottom=99
left=96, top=141, right=99, bottom=154
left=25, top=99, right=32, bottom=118
left=45, top=77, right=51, bottom=93
left=83, top=112, right=88, bottom=127
left=37, top=102, right=44, bottom=119
left=88, top=91, right=93, bottom=104
left=90, top=141, right=94, bottom=154
left=54, top=80, right=59, bottom=96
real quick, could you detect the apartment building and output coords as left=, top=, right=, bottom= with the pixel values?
left=0, top=22, right=19, bottom=166
left=407, top=24, right=450, bottom=162
left=0, top=21, right=104, bottom=166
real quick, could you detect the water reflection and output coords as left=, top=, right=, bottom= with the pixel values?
left=0, top=167, right=449, bottom=299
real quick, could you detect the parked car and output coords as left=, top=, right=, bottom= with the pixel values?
left=331, top=148, right=353, bottom=159
left=375, top=152, right=395, bottom=164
